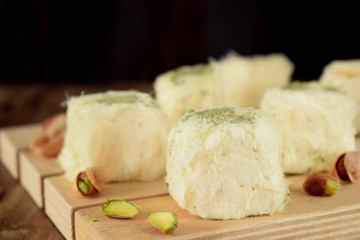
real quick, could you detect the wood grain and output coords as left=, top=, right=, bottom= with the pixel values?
left=0, top=162, right=64, bottom=240
left=44, top=175, right=168, bottom=239
left=74, top=175, right=360, bottom=240
left=19, top=151, right=64, bottom=208
left=0, top=124, right=41, bottom=179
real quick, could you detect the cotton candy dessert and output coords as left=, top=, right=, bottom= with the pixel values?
left=154, top=64, right=218, bottom=125
left=154, top=52, right=294, bottom=126
left=58, top=90, right=169, bottom=183
left=212, top=52, right=294, bottom=108
left=166, top=107, right=289, bottom=219
left=319, top=59, right=360, bottom=133
left=261, top=82, right=358, bottom=174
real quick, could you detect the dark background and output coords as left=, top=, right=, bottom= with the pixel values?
left=1, top=0, right=359, bottom=84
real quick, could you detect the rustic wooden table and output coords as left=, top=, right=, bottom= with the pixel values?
left=0, top=162, right=64, bottom=240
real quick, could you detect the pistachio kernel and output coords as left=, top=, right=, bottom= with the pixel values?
left=148, top=211, right=178, bottom=234
left=101, top=199, right=141, bottom=219
left=303, top=175, right=341, bottom=197
left=76, top=171, right=99, bottom=196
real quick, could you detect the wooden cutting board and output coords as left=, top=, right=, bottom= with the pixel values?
left=75, top=177, right=360, bottom=240
left=1, top=124, right=360, bottom=240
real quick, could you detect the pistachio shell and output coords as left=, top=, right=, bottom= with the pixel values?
left=330, top=153, right=349, bottom=183
left=330, top=151, right=360, bottom=183
left=344, top=151, right=360, bottom=183
left=85, top=168, right=104, bottom=192
left=30, top=134, right=64, bottom=158
left=76, top=169, right=103, bottom=196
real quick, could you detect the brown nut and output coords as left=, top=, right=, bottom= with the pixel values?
left=30, top=135, right=48, bottom=151
left=30, top=134, right=64, bottom=158
left=30, top=113, right=66, bottom=158
left=330, top=151, right=360, bottom=183
left=76, top=168, right=103, bottom=196
left=303, top=175, right=340, bottom=196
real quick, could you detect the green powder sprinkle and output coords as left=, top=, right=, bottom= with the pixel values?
left=194, top=107, right=257, bottom=125
left=95, top=94, right=159, bottom=108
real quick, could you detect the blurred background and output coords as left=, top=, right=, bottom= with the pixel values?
left=1, top=0, right=359, bottom=126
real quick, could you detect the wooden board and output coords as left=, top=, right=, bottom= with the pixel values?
left=0, top=124, right=41, bottom=179
left=19, top=151, right=64, bottom=208
left=74, top=176, right=360, bottom=240
left=1, top=124, right=360, bottom=240
left=44, top=175, right=168, bottom=240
